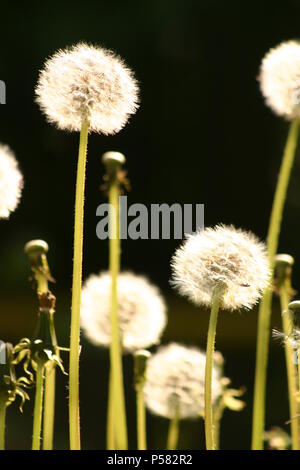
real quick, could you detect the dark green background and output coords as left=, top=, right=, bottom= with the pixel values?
left=1, top=0, right=300, bottom=450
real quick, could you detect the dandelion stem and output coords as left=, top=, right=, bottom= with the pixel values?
left=252, top=118, right=299, bottom=449
left=213, top=399, right=225, bottom=451
left=205, top=288, right=221, bottom=450
left=279, top=284, right=300, bottom=449
left=107, top=371, right=115, bottom=449
left=0, top=400, right=6, bottom=450
left=167, top=413, right=180, bottom=450
left=108, top=171, right=128, bottom=450
left=43, top=309, right=58, bottom=450
left=69, top=117, right=89, bottom=450
left=136, top=383, right=147, bottom=450
left=32, top=360, right=45, bottom=450
left=35, top=270, right=57, bottom=451
left=43, top=363, right=56, bottom=450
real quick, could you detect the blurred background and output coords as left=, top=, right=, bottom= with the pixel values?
left=1, top=0, right=300, bottom=450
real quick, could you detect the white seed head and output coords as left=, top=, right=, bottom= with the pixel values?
left=171, top=225, right=270, bottom=311
left=0, top=144, right=23, bottom=219
left=36, top=43, right=139, bottom=133
left=81, top=271, right=167, bottom=353
left=144, top=343, right=223, bottom=419
left=259, top=41, right=300, bottom=120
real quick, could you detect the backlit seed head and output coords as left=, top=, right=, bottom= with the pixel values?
left=0, top=144, right=23, bottom=219
left=259, top=41, right=300, bottom=120
left=81, top=272, right=167, bottom=353
left=36, top=43, right=139, bottom=133
left=144, top=343, right=223, bottom=419
left=171, top=225, right=270, bottom=311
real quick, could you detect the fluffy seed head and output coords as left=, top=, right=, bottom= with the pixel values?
left=0, top=144, right=23, bottom=219
left=171, top=225, right=270, bottom=311
left=259, top=41, right=300, bottom=120
left=144, top=343, right=223, bottom=419
left=80, top=271, right=167, bottom=353
left=35, top=43, right=139, bottom=133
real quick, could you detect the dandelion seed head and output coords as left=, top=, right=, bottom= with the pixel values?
left=144, top=343, right=223, bottom=419
left=259, top=41, right=300, bottom=120
left=80, top=271, right=167, bottom=353
left=36, top=43, right=139, bottom=134
left=0, top=144, right=23, bottom=219
left=171, top=225, right=270, bottom=311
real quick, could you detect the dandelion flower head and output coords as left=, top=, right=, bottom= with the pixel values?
left=144, top=343, right=223, bottom=419
left=171, top=225, right=270, bottom=311
left=260, top=41, right=300, bottom=120
left=81, top=271, right=167, bottom=353
left=0, top=144, right=23, bottom=219
left=36, top=43, right=139, bottom=133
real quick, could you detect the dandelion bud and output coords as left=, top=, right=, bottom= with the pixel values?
left=36, top=43, right=139, bottom=134
left=134, top=350, right=151, bottom=387
left=143, top=343, right=223, bottom=419
left=288, top=300, right=300, bottom=313
left=0, top=144, right=23, bottom=219
left=81, top=272, right=167, bottom=352
left=259, top=41, right=300, bottom=120
left=171, top=225, right=270, bottom=311
left=102, top=151, right=126, bottom=168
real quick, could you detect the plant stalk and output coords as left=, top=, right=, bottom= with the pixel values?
left=0, top=400, right=6, bottom=450
left=205, top=288, right=221, bottom=450
left=32, top=360, right=45, bottom=450
left=167, top=413, right=180, bottom=450
left=279, top=283, right=300, bottom=450
left=252, top=119, right=299, bottom=449
left=69, top=117, right=89, bottom=450
left=108, top=173, right=128, bottom=450
left=107, top=371, right=115, bottom=449
left=136, top=383, right=147, bottom=450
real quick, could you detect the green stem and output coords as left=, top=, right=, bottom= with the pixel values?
left=107, top=371, right=115, bottom=449
left=109, top=175, right=128, bottom=450
left=69, top=118, right=89, bottom=450
left=32, top=361, right=45, bottom=450
left=136, top=383, right=147, bottom=450
left=213, top=399, right=225, bottom=451
left=252, top=119, right=299, bottom=449
left=205, top=289, right=221, bottom=450
left=167, top=414, right=180, bottom=450
left=279, top=286, right=300, bottom=450
left=43, top=363, right=56, bottom=450
left=0, top=400, right=6, bottom=450
left=37, top=277, right=57, bottom=451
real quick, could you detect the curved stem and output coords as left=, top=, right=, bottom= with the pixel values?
left=136, top=383, right=147, bottom=450
left=279, top=285, right=300, bottom=450
left=0, top=399, right=6, bottom=450
left=32, top=361, right=44, bottom=450
left=69, top=118, right=89, bottom=450
left=167, top=414, right=180, bottom=450
left=252, top=119, right=299, bottom=449
left=205, top=289, right=221, bottom=450
left=109, top=176, right=128, bottom=449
